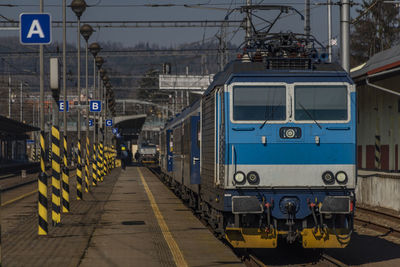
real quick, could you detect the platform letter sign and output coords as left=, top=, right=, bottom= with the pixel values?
left=89, top=100, right=101, bottom=112
left=58, top=101, right=69, bottom=112
left=89, top=119, right=93, bottom=127
left=20, top=13, right=52, bottom=45
left=105, top=119, right=113, bottom=127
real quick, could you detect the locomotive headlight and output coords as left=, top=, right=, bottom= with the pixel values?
left=322, top=171, right=335, bottom=185
left=233, top=171, right=246, bottom=184
left=335, top=171, right=348, bottom=184
left=285, top=128, right=296, bottom=138
left=247, top=171, right=260, bottom=185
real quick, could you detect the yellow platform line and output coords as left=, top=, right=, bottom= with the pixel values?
left=2, top=189, right=37, bottom=207
left=138, top=168, right=188, bottom=267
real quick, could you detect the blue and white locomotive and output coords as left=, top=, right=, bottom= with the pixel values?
left=159, top=11, right=356, bottom=248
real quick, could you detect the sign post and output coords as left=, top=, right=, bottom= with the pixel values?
left=21, top=10, right=53, bottom=236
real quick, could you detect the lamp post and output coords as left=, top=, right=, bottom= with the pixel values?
left=105, top=82, right=111, bottom=149
left=71, top=0, right=87, bottom=200
left=59, top=0, right=73, bottom=216
left=80, top=23, right=93, bottom=192
left=102, top=75, right=110, bottom=163
left=89, top=43, right=101, bottom=185
left=96, top=60, right=105, bottom=146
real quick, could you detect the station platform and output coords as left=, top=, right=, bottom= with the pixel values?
left=2, top=166, right=243, bottom=267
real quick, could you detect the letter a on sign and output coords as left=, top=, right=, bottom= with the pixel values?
left=27, top=20, right=45, bottom=38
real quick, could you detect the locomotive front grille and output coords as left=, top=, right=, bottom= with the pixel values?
left=266, top=58, right=312, bottom=70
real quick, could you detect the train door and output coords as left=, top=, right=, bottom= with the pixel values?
left=190, top=116, right=201, bottom=184
left=166, top=129, right=173, bottom=172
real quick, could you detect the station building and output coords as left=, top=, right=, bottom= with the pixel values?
left=351, top=45, right=400, bottom=171
left=0, top=115, right=38, bottom=164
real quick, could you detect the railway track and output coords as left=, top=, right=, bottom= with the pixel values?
left=355, top=206, right=400, bottom=239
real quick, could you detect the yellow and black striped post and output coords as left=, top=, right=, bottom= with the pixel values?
left=92, top=143, right=98, bottom=186
left=101, top=143, right=107, bottom=177
left=62, top=136, right=70, bottom=213
left=77, top=140, right=83, bottom=200
left=97, top=143, right=103, bottom=182
left=99, top=143, right=103, bottom=177
left=104, top=146, right=109, bottom=174
left=51, top=126, right=61, bottom=226
left=38, top=131, right=48, bottom=235
left=107, top=147, right=111, bottom=172
left=85, top=136, right=90, bottom=193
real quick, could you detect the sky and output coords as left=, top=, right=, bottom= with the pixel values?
left=0, top=0, right=354, bottom=49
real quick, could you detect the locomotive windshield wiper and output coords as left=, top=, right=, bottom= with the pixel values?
left=260, top=118, right=268, bottom=129
left=298, top=103, right=322, bottom=129
left=260, top=104, right=270, bottom=129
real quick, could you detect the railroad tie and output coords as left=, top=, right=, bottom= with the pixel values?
left=85, top=136, right=90, bottom=193
left=92, top=143, right=97, bottom=186
left=51, top=126, right=61, bottom=226
left=62, top=135, right=70, bottom=213
left=77, top=139, right=83, bottom=200
left=375, top=135, right=381, bottom=169
left=38, top=131, right=48, bottom=235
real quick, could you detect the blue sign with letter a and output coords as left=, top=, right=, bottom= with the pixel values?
left=20, top=13, right=52, bottom=45
left=58, top=101, right=69, bottom=112
left=90, top=100, right=101, bottom=112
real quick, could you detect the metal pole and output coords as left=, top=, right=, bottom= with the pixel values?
left=61, top=0, right=70, bottom=213
left=305, top=0, right=311, bottom=40
left=341, top=0, right=350, bottom=72
left=38, top=0, right=48, bottom=236
left=20, top=82, right=23, bottom=121
left=93, top=58, right=96, bottom=160
left=77, top=17, right=81, bottom=149
left=85, top=41, right=89, bottom=145
left=63, top=0, right=67, bottom=166
left=92, top=58, right=98, bottom=186
left=97, top=71, right=101, bottom=146
left=76, top=15, right=84, bottom=200
left=85, top=40, right=90, bottom=192
left=8, top=75, right=11, bottom=118
left=245, top=0, right=252, bottom=46
left=328, top=0, right=332, bottom=62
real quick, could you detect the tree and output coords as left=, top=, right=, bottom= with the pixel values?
left=350, top=0, right=400, bottom=67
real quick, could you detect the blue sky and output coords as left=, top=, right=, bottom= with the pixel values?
left=0, top=0, right=350, bottom=48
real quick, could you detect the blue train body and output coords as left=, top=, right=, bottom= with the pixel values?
left=159, top=60, right=356, bottom=248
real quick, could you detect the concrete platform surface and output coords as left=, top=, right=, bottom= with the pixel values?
left=2, top=166, right=243, bottom=267
left=79, top=166, right=243, bottom=267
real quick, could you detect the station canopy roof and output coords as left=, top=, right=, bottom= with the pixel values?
left=351, top=44, right=400, bottom=82
left=0, top=115, right=39, bottom=135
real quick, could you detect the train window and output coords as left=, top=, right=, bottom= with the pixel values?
left=295, top=85, right=348, bottom=121
left=233, top=86, right=286, bottom=121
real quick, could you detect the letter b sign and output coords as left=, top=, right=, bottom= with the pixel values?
left=90, top=100, right=101, bottom=112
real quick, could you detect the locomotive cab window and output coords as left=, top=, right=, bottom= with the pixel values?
left=233, top=85, right=286, bottom=121
left=294, top=85, right=348, bottom=121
